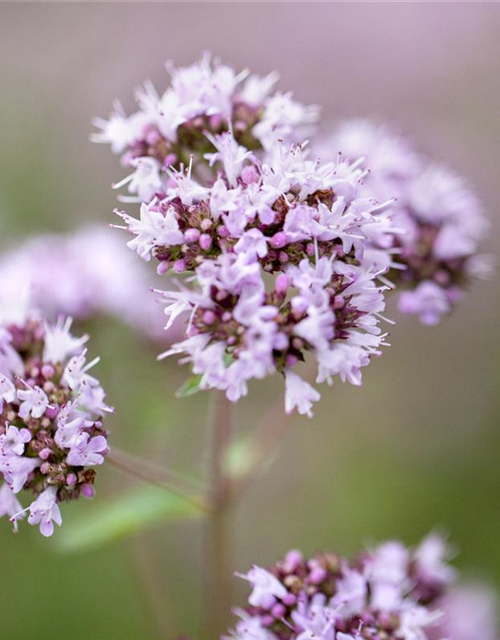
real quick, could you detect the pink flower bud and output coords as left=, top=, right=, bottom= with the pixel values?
left=273, top=333, right=289, bottom=351
left=45, top=405, right=59, bottom=420
left=157, top=261, right=170, bottom=275
left=271, top=604, right=286, bottom=619
left=435, top=269, right=451, bottom=286
left=309, top=567, right=327, bottom=584
left=283, top=549, right=303, bottom=573
left=66, top=473, right=77, bottom=486
left=41, top=364, right=55, bottom=379
left=270, top=232, right=287, bottom=249
left=202, top=310, right=216, bottom=325
left=173, top=259, right=186, bottom=273
left=291, top=298, right=308, bottom=315
left=218, top=225, right=229, bottom=239
left=333, top=295, right=345, bottom=310
left=283, top=593, right=297, bottom=607
left=184, top=228, right=201, bottom=243
left=285, top=354, right=298, bottom=367
left=145, top=129, right=161, bottom=145
left=199, top=234, right=212, bottom=251
left=164, top=153, right=178, bottom=168
left=241, top=165, right=259, bottom=185
left=275, top=274, right=290, bottom=295
left=81, top=484, right=95, bottom=499
left=39, top=448, right=52, bottom=461
left=209, top=114, right=223, bottom=129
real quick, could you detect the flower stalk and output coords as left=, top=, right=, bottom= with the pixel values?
left=206, top=391, right=234, bottom=637
left=106, top=447, right=208, bottom=512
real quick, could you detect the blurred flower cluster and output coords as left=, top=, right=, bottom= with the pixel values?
left=319, top=120, right=490, bottom=325
left=94, top=55, right=487, bottom=416
left=229, top=534, right=497, bottom=640
left=0, top=225, right=168, bottom=342
left=0, top=311, right=111, bottom=536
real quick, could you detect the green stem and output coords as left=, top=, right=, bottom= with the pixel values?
left=230, top=397, right=293, bottom=502
left=206, top=391, right=233, bottom=639
left=107, top=447, right=209, bottom=512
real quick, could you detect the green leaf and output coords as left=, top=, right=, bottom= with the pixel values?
left=56, top=486, right=204, bottom=553
left=175, top=374, right=203, bottom=398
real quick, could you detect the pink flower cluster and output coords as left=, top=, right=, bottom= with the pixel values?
left=228, top=534, right=491, bottom=640
left=0, top=315, right=111, bottom=536
left=92, top=53, right=319, bottom=203
left=319, top=120, right=490, bottom=325
left=95, top=56, right=487, bottom=415
left=118, top=141, right=394, bottom=416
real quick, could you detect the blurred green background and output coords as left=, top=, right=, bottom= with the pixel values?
left=1, top=3, right=499, bottom=639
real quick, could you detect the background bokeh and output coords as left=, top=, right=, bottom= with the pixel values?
left=1, top=3, right=499, bottom=639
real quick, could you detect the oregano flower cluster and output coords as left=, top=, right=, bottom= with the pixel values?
left=94, top=55, right=487, bottom=416
left=228, top=535, right=468, bottom=640
left=320, top=119, right=490, bottom=325
left=0, top=314, right=111, bottom=536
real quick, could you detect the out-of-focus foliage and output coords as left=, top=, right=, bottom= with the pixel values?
left=57, top=485, right=205, bottom=554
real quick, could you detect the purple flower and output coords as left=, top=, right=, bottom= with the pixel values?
left=43, top=317, right=88, bottom=364
left=414, top=533, right=457, bottom=587
left=237, top=566, right=288, bottom=609
left=66, top=433, right=107, bottom=467
left=430, top=584, right=499, bottom=640
left=398, top=281, right=453, bottom=326
left=284, top=371, right=321, bottom=418
left=331, top=569, right=367, bottom=617
left=0, top=425, right=31, bottom=456
left=17, top=385, right=49, bottom=420
left=0, top=374, right=16, bottom=412
left=0, top=483, right=24, bottom=531
left=27, top=486, right=62, bottom=537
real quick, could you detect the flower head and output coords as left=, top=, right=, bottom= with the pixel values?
left=319, top=119, right=489, bottom=324
left=229, top=535, right=460, bottom=640
left=96, top=57, right=489, bottom=414
left=0, top=312, right=111, bottom=535
left=109, top=136, right=395, bottom=414
left=0, top=225, right=171, bottom=343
